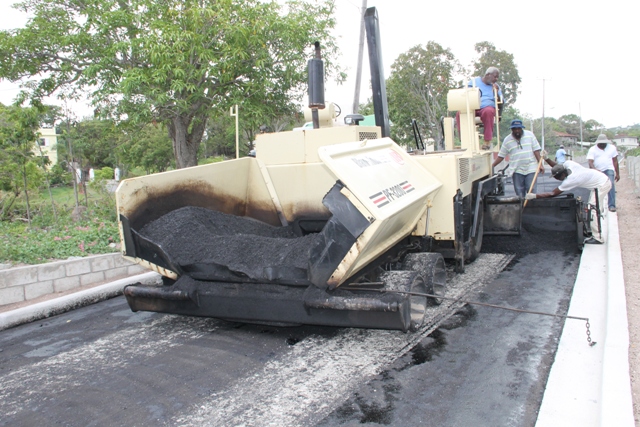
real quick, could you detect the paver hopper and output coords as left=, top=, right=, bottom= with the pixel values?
left=118, top=134, right=447, bottom=331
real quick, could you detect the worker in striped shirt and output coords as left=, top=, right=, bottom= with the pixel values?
left=491, top=119, right=544, bottom=197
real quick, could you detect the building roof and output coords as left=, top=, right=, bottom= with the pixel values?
left=553, top=131, right=578, bottom=137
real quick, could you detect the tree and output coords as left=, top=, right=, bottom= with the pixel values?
left=472, top=42, right=521, bottom=107
left=358, top=99, right=374, bottom=116
left=386, top=42, right=463, bottom=147
left=583, top=119, right=605, bottom=142
left=0, top=0, right=341, bottom=168
left=557, top=114, right=582, bottom=138
left=0, top=104, right=45, bottom=224
left=119, top=123, right=175, bottom=174
left=72, top=120, right=121, bottom=170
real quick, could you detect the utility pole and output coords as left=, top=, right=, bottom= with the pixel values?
left=538, top=77, right=551, bottom=151
left=230, top=105, right=239, bottom=159
left=579, top=102, right=584, bottom=145
left=352, top=0, right=367, bottom=114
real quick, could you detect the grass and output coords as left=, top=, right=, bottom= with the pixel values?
left=0, top=183, right=120, bottom=265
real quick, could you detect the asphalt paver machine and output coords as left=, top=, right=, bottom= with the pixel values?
left=116, top=7, right=587, bottom=331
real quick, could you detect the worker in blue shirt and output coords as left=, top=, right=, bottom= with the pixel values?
left=456, top=67, right=503, bottom=148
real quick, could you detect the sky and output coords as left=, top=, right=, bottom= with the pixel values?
left=1, top=0, right=638, bottom=130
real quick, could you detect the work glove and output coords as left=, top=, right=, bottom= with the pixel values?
left=525, top=193, right=536, bottom=200
left=540, top=149, right=548, bottom=159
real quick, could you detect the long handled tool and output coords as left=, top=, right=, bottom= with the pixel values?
left=523, top=155, right=545, bottom=208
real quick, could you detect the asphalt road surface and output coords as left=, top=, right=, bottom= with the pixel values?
left=0, top=240, right=581, bottom=426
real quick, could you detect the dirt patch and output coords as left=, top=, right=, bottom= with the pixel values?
left=617, top=170, right=640, bottom=425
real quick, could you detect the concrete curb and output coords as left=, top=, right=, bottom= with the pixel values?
left=0, top=272, right=161, bottom=332
left=536, top=211, right=634, bottom=426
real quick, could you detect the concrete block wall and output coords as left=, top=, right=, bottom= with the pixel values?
left=0, top=253, right=147, bottom=307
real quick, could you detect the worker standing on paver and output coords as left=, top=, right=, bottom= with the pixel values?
left=587, top=134, right=619, bottom=212
left=526, top=158, right=611, bottom=244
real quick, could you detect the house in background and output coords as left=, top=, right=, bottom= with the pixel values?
left=34, top=126, right=59, bottom=166
left=612, top=134, right=638, bottom=149
left=552, top=131, right=579, bottom=146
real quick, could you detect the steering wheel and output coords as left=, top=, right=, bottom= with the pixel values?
left=333, top=103, right=341, bottom=118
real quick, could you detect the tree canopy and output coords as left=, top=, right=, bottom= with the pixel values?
left=0, top=0, right=341, bottom=168
left=386, top=42, right=462, bottom=147
left=472, top=42, right=521, bottom=107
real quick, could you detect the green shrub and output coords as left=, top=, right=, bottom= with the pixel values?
left=198, top=156, right=225, bottom=165
left=0, top=217, right=119, bottom=264
left=626, top=147, right=640, bottom=157
left=0, top=183, right=120, bottom=264
left=95, top=166, right=114, bottom=181
left=48, top=164, right=72, bottom=186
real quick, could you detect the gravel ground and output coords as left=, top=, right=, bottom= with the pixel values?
left=617, top=167, right=640, bottom=426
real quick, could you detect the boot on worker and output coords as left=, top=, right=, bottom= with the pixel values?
left=491, top=119, right=544, bottom=198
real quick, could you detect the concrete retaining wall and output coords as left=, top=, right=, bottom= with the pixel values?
left=626, top=156, right=640, bottom=193
left=0, top=253, right=146, bottom=307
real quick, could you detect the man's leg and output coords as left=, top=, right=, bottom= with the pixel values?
left=512, top=173, right=526, bottom=198
left=588, top=181, right=612, bottom=242
left=523, top=172, right=537, bottom=194
left=604, top=169, right=616, bottom=209
left=478, top=106, right=496, bottom=142
left=588, top=189, right=602, bottom=242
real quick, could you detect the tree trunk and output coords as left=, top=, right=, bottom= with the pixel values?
left=36, top=143, right=58, bottom=222
left=21, top=161, right=32, bottom=227
left=169, top=114, right=207, bottom=169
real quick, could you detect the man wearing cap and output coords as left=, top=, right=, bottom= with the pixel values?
left=491, top=119, right=543, bottom=197
left=587, top=134, right=619, bottom=212
left=555, top=145, right=569, bottom=164
left=526, top=158, right=611, bottom=244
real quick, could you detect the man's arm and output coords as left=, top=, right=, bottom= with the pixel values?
left=588, top=159, right=595, bottom=169
left=544, top=157, right=557, bottom=167
left=492, top=156, right=505, bottom=168
left=532, top=188, right=564, bottom=199
left=613, top=157, right=620, bottom=181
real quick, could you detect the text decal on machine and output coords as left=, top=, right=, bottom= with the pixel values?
left=369, top=181, right=415, bottom=208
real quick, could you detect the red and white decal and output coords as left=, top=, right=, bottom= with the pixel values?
left=369, top=181, right=415, bottom=208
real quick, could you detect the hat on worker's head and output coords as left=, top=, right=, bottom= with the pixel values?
left=551, top=164, right=566, bottom=177
left=595, top=134, right=611, bottom=144
left=559, top=145, right=565, bottom=148
left=509, top=119, right=525, bottom=129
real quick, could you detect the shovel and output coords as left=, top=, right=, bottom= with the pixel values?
left=523, top=155, right=545, bottom=208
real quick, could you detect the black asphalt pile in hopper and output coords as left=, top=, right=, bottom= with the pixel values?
left=139, top=206, right=321, bottom=285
